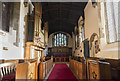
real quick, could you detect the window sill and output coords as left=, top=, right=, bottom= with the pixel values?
left=0, top=30, right=7, bottom=36
left=102, top=42, right=119, bottom=51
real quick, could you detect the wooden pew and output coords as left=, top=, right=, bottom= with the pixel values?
left=0, top=59, right=4, bottom=64
left=70, top=57, right=112, bottom=79
left=104, top=59, right=120, bottom=80
left=16, top=60, right=38, bottom=80
left=87, top=60, right=111, bottom=79
left=69, top=57, right=86, bottom=79
left=78, top=61, right=86, bottom=79
left=4, top=59, right=19, bottom=64
left=0, top=63, right=16, bottom=80
left=87, top=58, right=120, bottom=80
left=0, top=59, right=19, bottom=64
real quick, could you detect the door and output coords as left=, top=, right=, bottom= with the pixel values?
left=84, top=40, right=89, bottom=57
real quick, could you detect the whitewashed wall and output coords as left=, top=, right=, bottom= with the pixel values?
left=84, top=0, right=119, bottom=59
left=0, top=1, right=28, bottom=59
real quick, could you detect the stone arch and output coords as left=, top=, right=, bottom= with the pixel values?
left=89, top=33, right=100, bottom=57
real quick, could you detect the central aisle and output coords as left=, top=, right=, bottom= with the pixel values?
left=47, top=63, right=77, bottom=81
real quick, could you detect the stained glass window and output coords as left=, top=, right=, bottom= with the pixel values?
left=57, top=34, right=59, bottom=46
left=54, top=33, right=67, bottom=47
left=64, top=35, right=66, bottom=46
left=54, top=35, right=56, bottom=46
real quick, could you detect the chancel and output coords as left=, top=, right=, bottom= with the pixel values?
left=0, top=0, right=119, bottom=81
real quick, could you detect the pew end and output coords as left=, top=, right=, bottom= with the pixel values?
left=16, top=60, right=38, bottom=80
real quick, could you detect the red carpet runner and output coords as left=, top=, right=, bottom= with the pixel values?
left=47, top=64, right=77, bottom=81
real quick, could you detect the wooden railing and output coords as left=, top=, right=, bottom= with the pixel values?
left=0, top=63, right=16, bottom=80
left=53, top=57, right=69, bottom=62
left=39, top=58, right=53, bottom=79
left=0, top=59, right=19, bottom=64
left=69, top=56, right=112, bottom=79
left=0, top=56, right=53, bottom=80
left=0, top=59, right=39, bottom=80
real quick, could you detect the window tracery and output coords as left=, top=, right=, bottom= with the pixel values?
left=53, top=33, right=67, bottom=47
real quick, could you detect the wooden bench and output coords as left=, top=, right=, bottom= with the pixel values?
left=0, top=59, right=19, bottom=64
left=87, top=58, right=120, bottom=80
left=87, top=60, right=111, bottom=79
left=69, top=57, right=86, bottom=79
left=103, top=59, right=120, bottom=80
left=16, top=60, right=38, bottom=80
left=78, top=61, right=86, bottom=79
left=70, top=60, right=86, bottom=79
left=70, top=57, right=113, bottom=79
left=4, top=59, right=19, bottom=64
left=18, top=59, right=38, bottom=63
left=0, top=60, right=4, bottom=64
left=0, top=63, right=16, bottom=80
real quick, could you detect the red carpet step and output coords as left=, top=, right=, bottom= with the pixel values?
left=47, top=64, right=77, bottom=81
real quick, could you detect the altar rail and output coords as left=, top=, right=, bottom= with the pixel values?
left=53, top=57, right=69, bottom=62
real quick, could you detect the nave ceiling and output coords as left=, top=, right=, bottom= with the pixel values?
left=41, top=2, right=87, bottom=36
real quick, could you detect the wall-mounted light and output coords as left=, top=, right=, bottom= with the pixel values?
left=3, top=47, right=8, bottom=50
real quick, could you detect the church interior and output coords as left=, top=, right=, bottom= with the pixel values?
left=0, top=0, right=119, bottom=80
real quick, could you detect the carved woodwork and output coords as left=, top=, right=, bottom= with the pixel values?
left=0, top=63, right=16, bottom=80
left=39, top=58, right=53, bottom=79
left=16, top=60, right=38, bottom=80
left=24, top=42, right=34, bottom=59
left=53, top=57, right=69, bottom=62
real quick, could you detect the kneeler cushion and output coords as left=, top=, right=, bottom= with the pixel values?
left=2, top=73, right=15, bottom=80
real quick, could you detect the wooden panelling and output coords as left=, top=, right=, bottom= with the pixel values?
left=53, top=57, right=69, bottom=62
left=4, top=59, right=19, bottom=64
left=87, top=60, right=111, bottom=79
left=16, top=62, right=29, bottom=79
left=87, top=60, right=100, bottom=79
left=48, top=47, right=72, bottom=57
left=69, top=58, right=87, bottom=79
left=69, top=57, right=112, bottom=79
left=16, top=60, right=38, bottom=80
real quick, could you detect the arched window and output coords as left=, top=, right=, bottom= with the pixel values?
left=53, top=33, right=67, bottom=47
left=105, top=0, right=119, bottom=43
